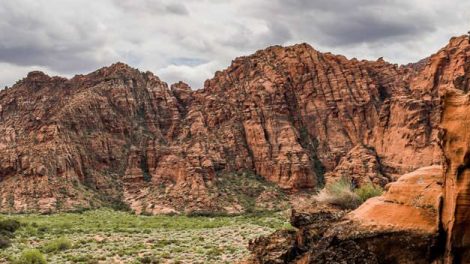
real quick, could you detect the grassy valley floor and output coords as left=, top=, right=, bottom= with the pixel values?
left=0, top=209, right=291, bottom=264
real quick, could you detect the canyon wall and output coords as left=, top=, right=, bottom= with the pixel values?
left=246, top=35, right=470, bottom=264
left=439, top=36, right=470, bottom=263
left=0, top=37, right=444, bottom=214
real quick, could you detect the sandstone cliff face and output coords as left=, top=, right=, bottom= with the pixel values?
left=247, top=166, right=443, bottom=264
left=324, top=144, right=389, bottom=186
left=438, top=36, right=470, bottom=263
left=246, top=35, right=470, bottom=263
left=0, top=38, right=443, bottom=213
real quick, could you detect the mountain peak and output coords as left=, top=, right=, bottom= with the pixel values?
left=25, top=71, right=50, bottom=81
left=89, top=62, right=140, bottom=79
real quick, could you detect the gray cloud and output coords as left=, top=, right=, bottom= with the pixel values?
left=248, top=0, right=444, bottom=46
left=165, top=3, right=189, bottom=15
left=112, top=0, right=189, bottom=15
left=0, top=0, right=469, bottom=89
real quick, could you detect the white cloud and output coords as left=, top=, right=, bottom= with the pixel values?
left=157, top=61, right=220, bottom=89
left=0, top=0, right=469, bottom=89
left=0, top=63, right=64, bottom=88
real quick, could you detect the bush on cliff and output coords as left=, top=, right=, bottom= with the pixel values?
left=355, top=183, right=383, bottom=202
left=315, top=179, right=384, bottom=209
left=314, top=178, right=362, bottom=209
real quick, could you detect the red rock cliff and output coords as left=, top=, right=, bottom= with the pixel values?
left=245, top=35, right=470, bottom=264
left=438, top=36, right=470, bottom=263
left=0, top=41, right=442, bottom=213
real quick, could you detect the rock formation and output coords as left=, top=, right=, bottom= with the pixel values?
left=247, top=165, right=443, bottom=264
left=0, top=35, right=445, bottom=214
left=246, top=35, right=470, bottom=263
left=324, top=144, right=389, bottom=187
left=439, top=38, right=470, bottom=263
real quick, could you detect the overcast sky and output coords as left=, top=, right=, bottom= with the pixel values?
left=1, top=0, right=469, bottom=89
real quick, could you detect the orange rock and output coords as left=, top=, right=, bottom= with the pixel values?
left=325, top=144, right=390, bottom=187
left=439, top=36, right=470, bottom=261
left=245, top=35, right=470, bottom=264
left=347, top=165, right=442, bottom=234
left=0, top=38, right=447, bottom=213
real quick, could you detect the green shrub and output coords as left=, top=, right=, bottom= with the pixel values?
left=314, top=178, right=362, bottom=209
left=42, top=237, right=72, bottom=253
left=0, top=219, right=21, bottom=233
left=15, top=249, right=47, bottom=264
left=355, top=183, right=384, bottom=202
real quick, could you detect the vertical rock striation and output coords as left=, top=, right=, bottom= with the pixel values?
left=246, top=35, right=470, bottom=263
left=438, top=36, right=470, bottom=263
left=0, top=39, right=444, bottom=213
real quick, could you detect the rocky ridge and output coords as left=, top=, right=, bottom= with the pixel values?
left=246, top=35, right=470, bottom=263
left=0, top=37, right=444, bottom=214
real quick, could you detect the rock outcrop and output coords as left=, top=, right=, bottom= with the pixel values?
left=0, top=37, right=445, bottom=214
left=246, top=35, right=470, bottom=263
left=438, top=37, right=470, bottom=263
left=246, top=166, right=443, bottom=264
left=324, top=144, right=390, bottom=187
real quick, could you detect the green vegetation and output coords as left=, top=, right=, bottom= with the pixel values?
left=0, top=219, right=21, bottom=249
left=0, top=219, right=21, bottom=233
left=315, top=178, right=362, bottom=209
left=15, top=249, right=46, bottom=264
left=41, top=237, right=72, bottom=253
left=0, top=209, right=291, bottom=263
left=315, top=178, right=384, bottom=209
left=355, top=183, right=384, bottom=202
left=213, top=171, right=290, bottom=213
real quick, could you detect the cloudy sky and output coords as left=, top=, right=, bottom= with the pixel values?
left=1, top=0, right=469, bottom=89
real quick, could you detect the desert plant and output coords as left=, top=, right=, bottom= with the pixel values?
left=355, top=183, right=384, bottom=202
left=0, top=219, right=21, bottom=249
left=314, top=178, right=362, bottom=209
left=41, top=237, right=72, bottom=253
left=15, top=249, right=47, bottom=264
left=0, top=235, right=11, bottom=249
left=0, top=219, right=21, bottom=233
left=139, top=255, right=160, bottom=264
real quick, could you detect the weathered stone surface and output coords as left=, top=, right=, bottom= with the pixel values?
left=438, top=36, right=470, bottom=263
left=245, top=35, right=470, bottom=264
left=325, top=144, right=390, bottom=187
left=246, top=165, right=443, bottom=264
left=0, top=37, right=445, bottom=213
left=347, top=165, right=442, bottom=234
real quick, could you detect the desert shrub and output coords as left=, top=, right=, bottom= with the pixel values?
left=15, top=249, right=46, bottom=264
left=42, top=237, right=72, bottom=253
left=0, top=235, right=11, bottom=249
left=314, top=178, right=362, bottom=209
left=139, top=255, right=160, bottom=264
left=0, top=219, right=21, bottom=233
left=0, top=219, right=21, bottom=249
left=186, top=210, right=230, bottom=217
left=355, top=183, right=384, bottom=202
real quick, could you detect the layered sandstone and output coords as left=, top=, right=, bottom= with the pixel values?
left=324, top=144, right=390, bottom=187
left=246, top=35, right=470, bottom=263
left=438, top=36, right=470, bottom=263
left=0, top=38, right=444, bottom=214
left=347, top=165, right=442, bottom=233
left=247, top=166, right=443, bottom=264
